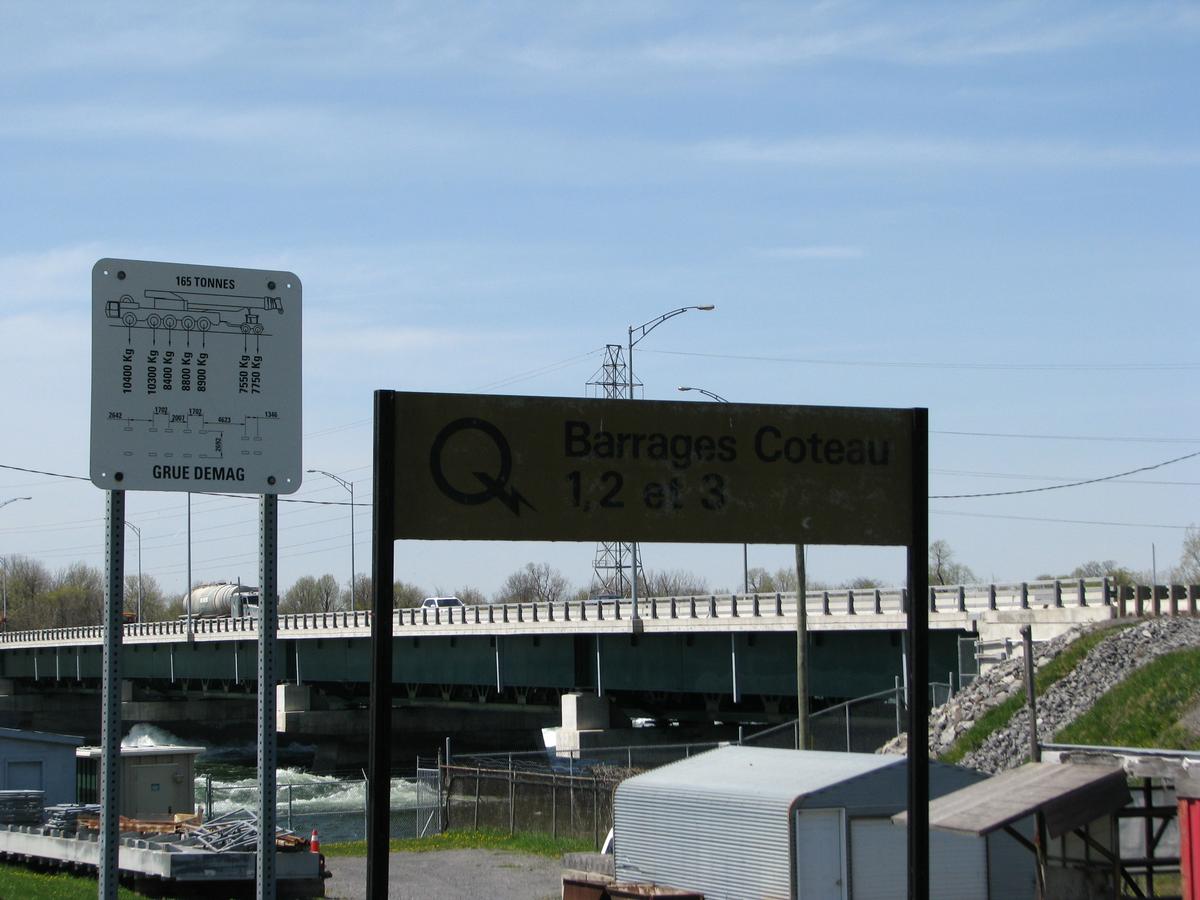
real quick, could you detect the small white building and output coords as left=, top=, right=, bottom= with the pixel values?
left=76, top=744, right=204, bottom=820
left=613, top=746, right=1035, bottom=899
left=0, top=727, right=84, bottom=806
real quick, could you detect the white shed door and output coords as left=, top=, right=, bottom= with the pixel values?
left=850, top=819, right=986, bottom=900
left=795, top=809, right=847, bottom=900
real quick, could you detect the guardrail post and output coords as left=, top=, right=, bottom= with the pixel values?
left=1190, top=585, right=1199, bottom=616
left=1020, top=582, right=1029, bottom=609
left=957, top=586, right=966, bottom=612
left=1119, top=585, right=1130, bottom=617
left=1077, top=578, right=1087, bottom=607
left=822, top=590, right=830, bottom=615
left=1135, top=586, right=1145, bottom=617
left=731, top=594, right=738, bottom=617
left=518, top=604, right=525, bottom=623
left=502, top=605, right=509, bottom=623
left=900, top=587, right=908, bottom=614
left=690, top=597, right=697, bottom=618
left=846, top=589, right=855, bottom=616
left=709, top=596, right=717, bottom=617
left=1170, top=585, right=1182, bottom=616
left=474, top=606, right=480, bottom=624
left=487, top=605, right=494, bottom=624
left=581, top=601, right=588, bottom=622
left=562, top=602, right=569, bottom=622
left=1152, top=585, right=1162, bottom=617
left=650, top=596, right=657, bottom=619
left=874, top=589, right=882, bottom=615
left=546, top=602, right=553, bottom=622
left=532, top=603, right=539, bottom=622
left=1053, top=580, right=1063, bottom=608
left=615, top=599, right=622, bottom=620
left=988, top=584, right=997, bottom=611
left=752, top=593, right=760, bottom=617
left=776, top=592, right=784, bottom=616
left=670, top=597, right=677, bottom=619
left=928, top=587, right=937, bottom=613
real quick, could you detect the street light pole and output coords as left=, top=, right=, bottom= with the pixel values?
left=125, top=521, right=142, bottom=623
left=625, top=306, right=715, bottom=616
left=0, top=497, right=32, bottom=630
left=677, top=387, right=748, bottom=592
left=308, top=469, right=356, bottom=611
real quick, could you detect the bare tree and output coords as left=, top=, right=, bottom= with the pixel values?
left=928, top=540, right=975, bottom=585
left=393, top=580, right=425, bottom=608
left=495, top=563, right=571, bottom=604
left=746, top=566, right=800, bottom=593
left=1174, top=528, right=1200, bottom=585
left=283, top=574, right=342, bottom=614
left=640, top=569, right=708, bottom=597
left=123, top=573, right=172, bottom=622
left=454, top=586, right=486, bottom=605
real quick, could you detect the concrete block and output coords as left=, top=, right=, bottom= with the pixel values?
left=562, top=693, right=608, bottom=731
left=276, top=683, right=311, bottom=712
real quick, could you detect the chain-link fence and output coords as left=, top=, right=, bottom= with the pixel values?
left=196, top=767, right=440, bottom=843
left=443, top=762, right=618, bottom=848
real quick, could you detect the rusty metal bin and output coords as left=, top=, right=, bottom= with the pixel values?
left=607, top=884, right=704, bottom=899
left=563, top=875, right=613, bottom=900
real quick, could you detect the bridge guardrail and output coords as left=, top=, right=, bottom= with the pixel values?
left=2, top=578, right=1196, bottom=648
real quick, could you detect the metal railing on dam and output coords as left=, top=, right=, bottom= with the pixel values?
left=0, top=577, right=1190, bottom=650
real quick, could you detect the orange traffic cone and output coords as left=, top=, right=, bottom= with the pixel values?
left=310, top=828, right=320, bottom=854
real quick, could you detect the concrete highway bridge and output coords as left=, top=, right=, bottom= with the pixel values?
left=0, top=577, right=1166, bottom=761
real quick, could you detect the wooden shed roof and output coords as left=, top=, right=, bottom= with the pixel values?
left=894, top=761, right=1129, bottom=839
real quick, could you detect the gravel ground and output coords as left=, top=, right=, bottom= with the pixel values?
left=323, top=849, right=563, bottom=899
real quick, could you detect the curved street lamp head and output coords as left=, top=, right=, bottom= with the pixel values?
left=677, top=386, right=729, bottom=403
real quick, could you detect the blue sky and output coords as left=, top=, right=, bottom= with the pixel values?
left=1, top=2, right=1198, bottom=598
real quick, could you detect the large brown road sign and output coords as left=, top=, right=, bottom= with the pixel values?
left=393, top=391, right=913, bottom=546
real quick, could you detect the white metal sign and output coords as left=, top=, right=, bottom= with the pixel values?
left=90, top=258, right=302, bottom=494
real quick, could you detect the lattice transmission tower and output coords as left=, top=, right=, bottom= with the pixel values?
left=585, top=345, right=643, bottom=597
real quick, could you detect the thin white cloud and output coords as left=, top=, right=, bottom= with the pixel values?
left=757, top=245, right=865, bottom=260
left=698, top=136, right=1200, bottom=169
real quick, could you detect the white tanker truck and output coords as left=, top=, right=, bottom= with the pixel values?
left=186, top=582, right=260, bottom=618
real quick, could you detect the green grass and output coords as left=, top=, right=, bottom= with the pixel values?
left=0, top=864, right=143, bottom=899
left=1055, top=647, right=1200, bottom=748
left=322, top=828, right=594, bottom=858
left=940, top=624, right=1130, bottom=764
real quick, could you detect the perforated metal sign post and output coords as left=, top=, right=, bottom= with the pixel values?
left=369, top=391, right=931, bottom=898
left=90, top=258, right=302, bottom=494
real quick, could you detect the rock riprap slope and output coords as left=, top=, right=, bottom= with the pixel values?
left=882, top=618, right=1200, bottom=774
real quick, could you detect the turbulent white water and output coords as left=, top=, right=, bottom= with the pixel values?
left=124, top=723, right=428, bottom=841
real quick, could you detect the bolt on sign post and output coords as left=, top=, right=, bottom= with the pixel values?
left=90, top=259, right=301, bottom=900
left=370, top=391, right=930, bottom=899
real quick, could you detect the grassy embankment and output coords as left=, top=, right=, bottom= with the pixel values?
left=1055, top=646, right=1200, bottom=748
left=940, top=624, right=1128, bottom=764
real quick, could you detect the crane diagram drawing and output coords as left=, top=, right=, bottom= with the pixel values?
left=105, top=288, right=284, bottom=336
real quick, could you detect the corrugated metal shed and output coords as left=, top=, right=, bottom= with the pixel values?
left=619, top=748, right=1003, bottom=900
left=615, top=747, right=985, bottom=899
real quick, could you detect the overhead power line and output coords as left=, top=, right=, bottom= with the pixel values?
left=930, top=449, right=1200, bottom=499
left=644, top=347, right=1200, bottom=372
left=0, top=464, right=359, bottom=506
left=932, top=509, right=1193, bottom=531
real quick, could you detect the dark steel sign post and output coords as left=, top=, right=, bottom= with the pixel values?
left=369, top=391, right=929, bottom=898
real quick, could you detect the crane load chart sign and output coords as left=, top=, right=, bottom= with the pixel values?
left=90, top=258, right=302, bottom=494
left=391, top=391, right=913, bottom=545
